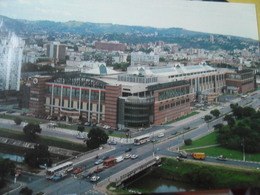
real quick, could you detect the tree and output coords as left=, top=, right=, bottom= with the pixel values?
left=204, top=115, right=212, bottom=123
left=84, top=127, right=108, bottom=149
left=224, top=114, right=235, bottom=127
left=204, top=115, right=212, bottom=130
left=77, top=125, right=85, bottom=133
left=217, top=107, right=260, bottom=153
left=24, top=144, right=52, bottom=168
left=23, top=123, right=42, bottom=139
left=14, top=117, right=22, bottom=125
left=184, top=138, right=192, bottom=145
left=210, top=109, right=220, bottom=118
left=213, top=123, right=224, bottom=131
left=0, top=159, right=15, bottom=188
left=19, top=187, right=33, bottom=195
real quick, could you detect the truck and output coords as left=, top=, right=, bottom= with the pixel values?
left=190, top=152, right=205, bottom=160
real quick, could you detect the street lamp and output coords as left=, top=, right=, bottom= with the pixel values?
left=242, top=137, right=245, bottom=161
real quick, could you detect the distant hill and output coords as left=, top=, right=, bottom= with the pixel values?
left=0, top=15, right=208, bottom=36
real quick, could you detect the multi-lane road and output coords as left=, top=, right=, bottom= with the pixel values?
left=4, top=92, right=260, bottom=195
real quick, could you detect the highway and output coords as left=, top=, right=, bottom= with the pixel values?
left=3, top=91, right=260, bottom=195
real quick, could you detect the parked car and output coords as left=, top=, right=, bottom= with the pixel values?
left=90, top=175, right=100, bottom=182
left=157, top=133, right=164, bottom=138
left=84, top=122, right=90, bottom=126
left=73, top=168, right=83, bottom=174
left=216, top=155, right=227, bottom=161
left=125, top=148, right=132, bottom=153
left=94, top=159, right=104, bottom=165
left=184, top=126, right=190, bottom=130
left=131, top=154, right=138, bottom=159
left=108, top=141, right=117, bottom=145
left=125, top=154, right=131, bottom=159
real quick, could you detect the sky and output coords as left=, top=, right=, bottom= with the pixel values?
left=0, top=0, right=258, bottom=40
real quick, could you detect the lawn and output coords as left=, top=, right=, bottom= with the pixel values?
left=0, top=114, right=40, bottom=125
left=181, top=131, right=218, bottom=149
left=163, top=112, right=199, bottom=125
left=0, top=127, right=88, bottom=152
left=185, top=146, right=260, bottom=162
left=180, top=131, right=260, bottom=162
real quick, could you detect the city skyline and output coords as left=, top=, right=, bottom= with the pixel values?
left=0, top=0, right=258, bottom=40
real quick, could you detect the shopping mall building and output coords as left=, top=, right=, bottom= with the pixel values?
left=28, top=64, right=254, bottom=129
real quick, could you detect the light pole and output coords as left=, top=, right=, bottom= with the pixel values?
left=242, top=137, right=245, bottom=161
left=152, top=141, right=155, bottom=156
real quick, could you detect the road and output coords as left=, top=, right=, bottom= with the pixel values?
left=3, top=91, right=260, bottom=195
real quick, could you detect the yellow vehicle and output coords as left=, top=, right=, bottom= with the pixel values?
left=190, top=152, right=205, bottom=160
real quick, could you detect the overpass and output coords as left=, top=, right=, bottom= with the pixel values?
left=96, top=155, right=161, bottom=189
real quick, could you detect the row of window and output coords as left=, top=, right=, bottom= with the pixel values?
left=159, top=98, right=189, bottom=111
left=50, top=98, right=104, bottom=112
left=169, top=70, right=217, bottom=78
left=47, top=86, right=105, bottom=101
left=158, top=87, right=189, bottom=101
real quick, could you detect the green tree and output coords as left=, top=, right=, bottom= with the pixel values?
left=184, top=138, right=192, bottom=146
left=0, top=159, right=15, bottom=188
left=77, top=125, right=85, bottom=133
left=210, top=109, right=220, bottom=118
left=204, top=115, right=212, bottom=123
left=23, top=123, right=42, bottom=139
left=213, top=123, right=224, bottom=131
left=224, top=114, right=235, bottom=127
left=85, top=127, right=108, bottom=149
left=19, top=187, right=33, bottom=195
left=14, top=117, right=22, bottom=125
left=24, top=144, right=52, bottom=168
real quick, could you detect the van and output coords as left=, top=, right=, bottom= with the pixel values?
left=190, top=152, right=205, bottom=160
left=157, top=133, right=164, bottom=138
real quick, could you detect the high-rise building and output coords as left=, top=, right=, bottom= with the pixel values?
left=46, top=42, right=67, bottom=62
left=0, top=30, right=24, bottom=91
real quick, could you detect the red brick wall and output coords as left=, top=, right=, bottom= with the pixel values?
left=153, top=85, right=191, bottom=125
left=104, top=85, right=122, bottom=128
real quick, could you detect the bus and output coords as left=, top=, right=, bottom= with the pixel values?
left=46, top=161, right=73, bottom=179
left=134, top=135, right=150, bottom=145
left=103, top=158, right=116, bottom=167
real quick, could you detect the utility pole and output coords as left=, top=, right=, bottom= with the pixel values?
left=242, top=137, right=245, bottom=161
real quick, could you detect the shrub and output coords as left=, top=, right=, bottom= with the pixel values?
left=14, top=117, right=22, bottom=125
left=184, top=138, right=192, bottom=145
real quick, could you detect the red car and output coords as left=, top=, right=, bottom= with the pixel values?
left=73, top=168, right=83, bottom=174
left=94, top=167, right=104, bottom=173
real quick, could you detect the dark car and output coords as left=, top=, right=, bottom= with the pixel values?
left=102, top=156, right=109, bottom=160
left=125, top=148, right=132, bottom=153
left=178, top=152, right=188, bottom=158
left=81, top=171, right=92, bottom=178
left=216, top=155, right=227, bottom=161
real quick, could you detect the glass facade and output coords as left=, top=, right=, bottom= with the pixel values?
left=158, top=86, right=189, bottom=101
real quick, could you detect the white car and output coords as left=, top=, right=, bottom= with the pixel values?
left=157, top=133, right=164, bottom=138
left=90, top=175, right=100, bottom=182
left=131, top=154, right=138, bottom=159
left=125, top=154, right=131, bottom=159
